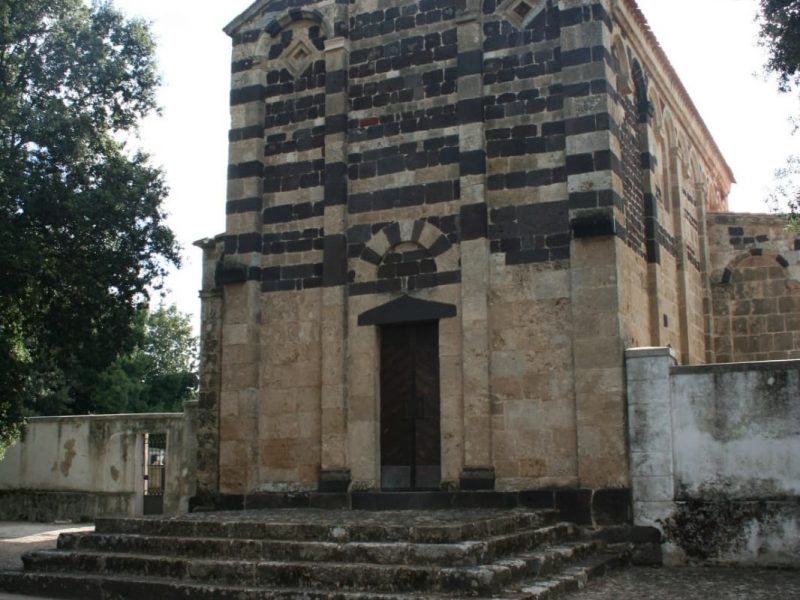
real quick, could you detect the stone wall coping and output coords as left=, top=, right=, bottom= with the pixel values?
left=624, top=347, right=677, bottom=359
left=26, top=412, right=184, bottom=424
left=671, top=359, right=800, bottom=376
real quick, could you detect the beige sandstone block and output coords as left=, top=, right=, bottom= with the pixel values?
left=518, top=458, right=547, bottom=478
left=321, top=383, right=346, bottom=410
left=321, top=407, right=346, bottom=437
left=294, top=389, right=323, bottom=416
left=348, top=421, right=379, bottom=482
left=220, top=415, right=250, bottom=442
left=219, top=391, right=240, bottom=417
left=262, top=414, right=300, bottom=439
left=574, top=367, right=625, bottom=394
left=221, top=343, right=258, bottom=367
left=463, top=415, right=491, bottom=462
left=490, top=376, right=523, bottom=402
left=261, top=388, right=297, bottom=416
left=573, top=337, right=624, bottom=369
left=321, top=434, right=346, bottom=470
left=219, top=441, right=243, bottom=468
left=348, top=358, right=377, bottom=398
left=437, top=246, right=460, bottom=272
left=572, top=237, right=617, bottom=266
left=259, top=438, right=297, bottom=470
left=221, top=362, right=258, bottom=390
left=264, top=362, right=321, bottom=389
left=572, top=286, right=617, bottom=313
left=219, top=465, right=247, bottom=495
left=348, top=394, right=377, bottom=424
left=494, top=459, right=519, bottom=480
left=575, top=391, right=626, bottom=426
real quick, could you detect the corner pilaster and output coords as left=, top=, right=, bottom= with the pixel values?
left=319, top=28, right=351, bottom=491
left=456, top=0, right=494, bottom=490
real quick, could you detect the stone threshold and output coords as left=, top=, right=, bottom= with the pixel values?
left=190, top=487, right=632, bottom=526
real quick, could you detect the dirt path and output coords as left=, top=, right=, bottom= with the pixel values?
left=0, top=522, right=93, bottom=600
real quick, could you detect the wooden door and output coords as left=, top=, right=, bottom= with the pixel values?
left=380, top=322, right=441, bottom=490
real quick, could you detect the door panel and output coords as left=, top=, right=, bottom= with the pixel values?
left=380, top=322, right=441, bottom=491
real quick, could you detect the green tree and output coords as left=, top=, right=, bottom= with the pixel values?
left=758, top=1, right=800, bottom=224
left=758, top=0, right=800, bottom=92
left=0, top=0, right=179, bottom=452
left=90, top=305, right=198, bottom=415
left=768, top=155, right=800, bottom=231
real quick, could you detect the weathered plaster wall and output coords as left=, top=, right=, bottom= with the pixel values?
left=0, top=407, right=197, bottom=521
left=627, top=347, right=800, bottom=566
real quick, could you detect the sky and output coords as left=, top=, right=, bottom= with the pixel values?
left=112, top=0, right=798, bottom=332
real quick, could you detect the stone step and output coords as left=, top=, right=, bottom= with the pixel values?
left=56, top=521, right=577, bottom=567
left=92, top=508, right=558, bottom=544
left=0, top=547, right=629, bottom=600
left=492, top=545, right=632, bottom=599
left=21, top=539, right=603, bottom=595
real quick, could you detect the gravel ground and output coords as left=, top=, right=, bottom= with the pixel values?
left=570, top=566, right=800, bottom=599
left=0, top=522, right=93, bottom=573
left=0, top=522, right=93, bottom=599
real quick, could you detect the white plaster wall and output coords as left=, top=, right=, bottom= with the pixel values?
left=0, top=410, right=195, bottom=516
left=671, top=366, right=800, bottom=498
left=0, top=419, right=95, bottom=492
left=626, top=348, right=800, bottom=566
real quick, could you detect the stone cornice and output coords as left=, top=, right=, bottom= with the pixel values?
left=616, top=0, right=736, bottom=197
left=224, top=0, right=268, bottom=37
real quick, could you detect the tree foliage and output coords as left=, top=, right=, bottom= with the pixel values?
left=767, top=155, right=800, bottom=231
left=89, top=305, right=198, bottom=415
left=758, top=0, right=800, bottom=92
left=0, top=0, right=180, bottom=451
left=757, top=1, right=800, bottom=221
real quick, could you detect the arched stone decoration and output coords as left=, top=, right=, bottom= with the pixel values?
left=353, top=219, right=458, bottom=284
left=712, top=250, right=800, bottom=362
left=264, top=9, right=330, bottom=40
left=254, top=9, right=329, bottom=77
left=612, top=35, right=633, bottom=95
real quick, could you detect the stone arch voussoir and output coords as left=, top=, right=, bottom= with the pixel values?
left=354, top=220, right=457, bottom=283
left=265, top=9, right=330, bottom=39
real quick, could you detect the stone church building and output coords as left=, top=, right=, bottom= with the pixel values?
left=194, top=0, right=800, bottom=509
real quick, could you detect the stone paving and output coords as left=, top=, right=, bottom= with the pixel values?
left=569, top=566, right=800, bottom=599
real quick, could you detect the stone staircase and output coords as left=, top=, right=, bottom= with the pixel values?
left=0, top=508, right=656, bottom=599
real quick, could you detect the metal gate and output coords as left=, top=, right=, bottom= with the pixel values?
left=143, top=432, right=166, bottom=515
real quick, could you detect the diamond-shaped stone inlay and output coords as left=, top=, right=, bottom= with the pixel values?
left=284, top=38, right=314, bottom=78
left=500, top=0, right=544, bottom=28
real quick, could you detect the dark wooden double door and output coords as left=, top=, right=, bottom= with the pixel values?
left=380, top=322, right=441, bottom=491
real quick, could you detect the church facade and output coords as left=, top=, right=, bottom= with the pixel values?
left=194, top=0, right=800, bottom=507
